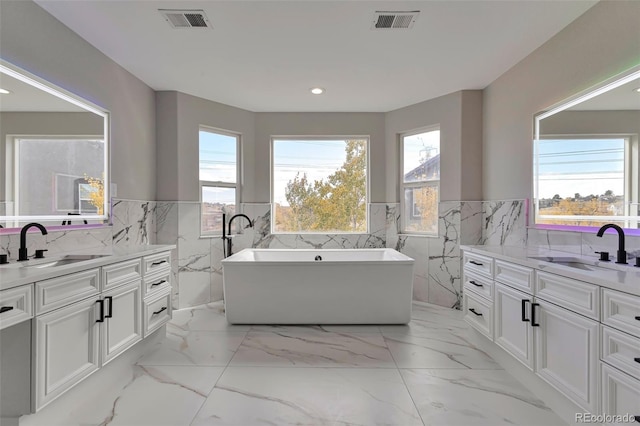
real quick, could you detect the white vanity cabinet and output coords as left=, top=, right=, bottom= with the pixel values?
left=494, top=282, right=535, bottom=369
left=462, top=249, right=606, bottom=414
left=599, top=288, right=640, bottom=421
left=101, top=280, right=142, bottom=365
left=533, top=298, right=599, bottom=413
left=3, top=248, right=175, bottom=413
left=34, top=295, right=101, bottom=409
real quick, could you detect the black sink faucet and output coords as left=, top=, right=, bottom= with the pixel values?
left=596, top=223, right=627, bottom=264
left=222, top=213, right=253, bottom=258
left=18, top=222, right=48, bottom=261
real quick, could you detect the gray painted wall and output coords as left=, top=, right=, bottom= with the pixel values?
left=483, top=0, right=640, bottom=200
left=0, top=0, right=156, bottom=201
left=385, top=90, right=483, bottom=202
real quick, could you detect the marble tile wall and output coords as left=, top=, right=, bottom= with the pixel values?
left=480, top=200, right=528, bottom=246
left=111, top=199, right=157, bottom=247
left=0, top=226, right=112, bottom=261
left=528, top=227, right=640, bottom=262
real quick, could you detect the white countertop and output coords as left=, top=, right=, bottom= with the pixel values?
left=461, top=245, right=640, bottom=297
left=0, top=245, right=175, bottom=291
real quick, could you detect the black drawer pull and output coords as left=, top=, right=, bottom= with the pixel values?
left=468, top=308, right=483, bottom=317
left=634, top=357, right=640, bottom=364
left=152, top=306, right=167, bottom=316
left=469, top=280, right=483, bottom=287
left=151, top=280, right=167, bottom=287
left=96, top=299, right=105, bottom=323
left=636, top=316, right=640, bottom=321
left=521, top=299, right=530, bottom=322
left=0, top=306, right=15, bottom=314
left=469, top=260, right=483, bottom=266
left=105, top=296, right=113, bottom=318
left=531, top=303, right=540, bottom=327
left=151, top=260, right=168, bottom=266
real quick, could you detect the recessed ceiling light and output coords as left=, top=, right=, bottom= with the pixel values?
left=635, top=87, right=640, bottom=93
left=310, top=87, right=325, bottom=95
left=0, top=88, right=10, bottom=94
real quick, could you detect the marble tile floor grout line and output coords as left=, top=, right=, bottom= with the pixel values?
left=18, top=301, right=566, bottom=426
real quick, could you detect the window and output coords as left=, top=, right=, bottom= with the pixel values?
left=401, top=128, right=440, bottom=234
left=272, top=137, right=368, bottom=233
left=534, top=136, right=638, bottom=228
left=199, top=127, right=239, bottom=235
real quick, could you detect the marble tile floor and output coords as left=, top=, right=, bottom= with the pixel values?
left=20, top=302, right=565, bottom=426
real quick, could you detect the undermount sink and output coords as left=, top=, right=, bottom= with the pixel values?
left=23, top=254, right=109, bottom=269
left=528, top=256, right=601, bottom=271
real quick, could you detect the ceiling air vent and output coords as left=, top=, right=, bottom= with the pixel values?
left=372, top=11, right=419, bottom=30
left=159, top=9, right=211, bottom=29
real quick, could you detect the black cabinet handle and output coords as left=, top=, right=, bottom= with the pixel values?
left=531, top=303, right=540, bottom=327
left=521, top=299, right=530, bottom=322
left=151, top=280, right=167, bottom=287
left=105, top=296, right=113, bottom=318
left=96, top=299, right=105, bottom=323
left=151, top=260, right=167, bottom=266
left=469, top=260, right=483, bottom=266
left=634, top=357, right=640, bottom=364
left=635, top=316, right=640, bottom=321
left=0, top=306, right=14, bottom=314
left=469, top=280, right=483, bottom=287
left=468, top=308, right=483, bottom=317
left=152, top=306, right=167, bottom=316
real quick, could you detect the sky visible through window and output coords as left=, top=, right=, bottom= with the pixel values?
left=536, top=138, right=624, bottom=199
left=273, top=140, right=348, bottom=206
left=200, top=130, right=236, bottom=204
left=403, top=130, right=440, bottom=178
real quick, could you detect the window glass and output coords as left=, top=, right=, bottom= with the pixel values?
left=199, top=128, right=238, bottom=234
left=272, top=138, right=368, bottom=233
left=401, top=129, right=440, bottom=234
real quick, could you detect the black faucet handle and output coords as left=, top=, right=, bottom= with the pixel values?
left=595, top=251, right=610, bottom=261
left=35, top=249, right=48, bottom=259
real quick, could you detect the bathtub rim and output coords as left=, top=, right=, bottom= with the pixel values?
left=221, top=248, right=414, bottom=265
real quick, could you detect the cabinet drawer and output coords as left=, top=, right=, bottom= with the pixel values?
left=600, top=362, right=640, bottom=424
left=102, top=259, right=142, bottom=290
left=0, top=284, right=34, bottom=330
left=602, top=289, right=640, bottom=338
left=143, top=268, right=171, bottom=297
left=462, top=251, right=494, bottom=278
left=535, top=271, right=599, bottom=320
left=601, top=325, right=640, bottom=381
left=462, top=269, right=493, bottom=300
left=143, top=288, right=172, bottom=337
left=35, top=268, right=100, bottom=315
left=495, top=260, right=534, bottom=293
left=463, top=291, right=493, bottom=339
left=142, top=252, right=171, bottom=276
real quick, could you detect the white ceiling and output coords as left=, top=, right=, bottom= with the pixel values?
left=35, top=0, right=597, bottom=112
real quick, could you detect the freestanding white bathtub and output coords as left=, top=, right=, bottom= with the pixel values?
left=221, top=248, right=414, bottom=324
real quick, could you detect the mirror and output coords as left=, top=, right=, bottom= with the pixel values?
left=534, top=66, right=640, bottom=231
left=0, top=61, right=109, bottom=231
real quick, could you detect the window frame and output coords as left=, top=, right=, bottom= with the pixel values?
left=399, top=126, right=441, bottom=236
left=199, top=126, right=241, bottom=236
left=533, top=133, right=638, bottom=229
left=270, top=135, right=370, bottom=234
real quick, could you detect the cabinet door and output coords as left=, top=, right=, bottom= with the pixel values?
left=101, top=281, right=142, bottom=365
left=533, top=299, right=599, bottom=413
left=35, top=296, right=101, bottom=411
left=601, top=363, right=640, bottom=425
left=494, top=283, right=534, bottom=370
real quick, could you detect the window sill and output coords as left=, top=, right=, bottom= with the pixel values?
left=397, top=233, right=439, bottom=239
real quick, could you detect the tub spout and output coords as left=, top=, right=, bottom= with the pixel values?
left=222, top=213, right=253, bottom=258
